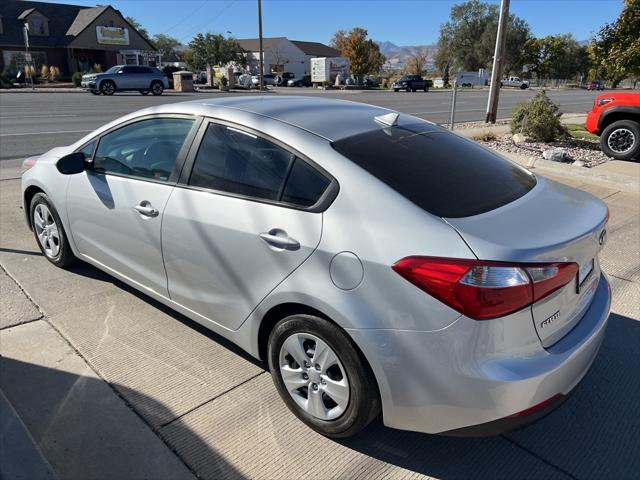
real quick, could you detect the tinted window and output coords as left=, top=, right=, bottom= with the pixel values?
left=80, top=141, right=96, bottom=160
left=331, top=123, right=536, bottom=218
left=282, top=159, right=330, bottom=207
left=190, top=124, right=292, bottom=201
left=94, top=118, right=194, bottom=182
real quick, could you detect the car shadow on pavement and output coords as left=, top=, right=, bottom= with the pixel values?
left=0, top=356, right=249, bottom=480
left=339, top=312, right=640, bottom=479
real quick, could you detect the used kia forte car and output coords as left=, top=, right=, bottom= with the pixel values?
left=22, top=96, right=611, bottom=437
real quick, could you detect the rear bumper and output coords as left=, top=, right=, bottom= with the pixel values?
left=348, top=273, right=611, bottom=435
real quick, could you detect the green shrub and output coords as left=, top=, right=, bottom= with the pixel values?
left=71, top=71, right=85, bottom=87
left=511, top=90, right=566, bottom=142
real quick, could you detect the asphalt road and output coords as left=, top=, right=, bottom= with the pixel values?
left=0, top=87, right=604, bottom=168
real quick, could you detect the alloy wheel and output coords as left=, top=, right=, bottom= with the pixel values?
left=33, top=204, right=60, bottom=258
left=279, top=333, right=350, bottom=420
left=608, top=128, right=636, bottom=154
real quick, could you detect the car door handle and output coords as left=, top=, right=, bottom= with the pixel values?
left=134, top=202, right=159, bottom=217
left=259, top=230, right=300, bottom=250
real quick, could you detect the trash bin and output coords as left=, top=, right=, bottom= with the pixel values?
left=172, top=71, right=194, bottom=92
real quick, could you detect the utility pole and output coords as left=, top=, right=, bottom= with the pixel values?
left=485, top=0, right=509, bottom=123
left=257, top=0, right=264, bottom=90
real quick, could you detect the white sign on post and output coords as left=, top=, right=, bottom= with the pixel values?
left=96, top=26, right=130, bottom=46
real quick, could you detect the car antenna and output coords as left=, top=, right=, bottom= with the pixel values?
left=374, top=112, right=399, bottom=127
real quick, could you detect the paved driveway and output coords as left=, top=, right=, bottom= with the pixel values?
left=1, top=167, right=638, bottom=479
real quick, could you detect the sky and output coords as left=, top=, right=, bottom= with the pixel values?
left=47, top=0, right=624, bottom=46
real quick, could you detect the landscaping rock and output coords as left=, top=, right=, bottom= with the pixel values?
left=543, top=147, right=572, bottom=162
left=512, top=133, right=531, bottom=144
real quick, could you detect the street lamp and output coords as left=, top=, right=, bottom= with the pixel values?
left=257, top=0, right=264, bottom=90
left=23, top=22, right=34, bottom=89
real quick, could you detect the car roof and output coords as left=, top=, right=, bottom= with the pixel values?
left=152, top=96, right=396, bottom=141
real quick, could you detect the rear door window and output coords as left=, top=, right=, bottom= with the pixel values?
left=331, top=122, right=536, bottom=218
left=189, top=124, right=292, bottom=201
left=281, top=159, right=331, bottom=207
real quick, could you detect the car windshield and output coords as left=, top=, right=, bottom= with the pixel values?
left=104, top=66, right=121, bottom=74
left=331, top=122, right=537, bottom=218
left=399, top=76, right=410, bottom=81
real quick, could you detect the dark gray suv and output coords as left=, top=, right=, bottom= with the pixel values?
left=81, top=65, right=169, bottom=96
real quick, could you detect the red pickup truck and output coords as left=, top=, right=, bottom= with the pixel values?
left=586, top=92, right=640, bottom=160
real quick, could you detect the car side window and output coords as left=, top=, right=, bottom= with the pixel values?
left=281, top=159, right=331, bottom=207
left=93, top=118, right=194, bottom=182
left=80, top=141, right=96, bottom=160
left=189, top=123, right=292, bottom=201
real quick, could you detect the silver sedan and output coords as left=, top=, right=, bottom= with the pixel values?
left=21, top=96, right=611, bottom=437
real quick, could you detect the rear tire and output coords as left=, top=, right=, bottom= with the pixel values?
left=150, top=81, right=163, bottom=96
left=393, top=88, right=399, bottom=92
left=100, top=80, right=115, bottom=95
left=139, top=90, right=149, bottom=95
left=30, top=193, right=76, bottom=267
left=268, top=314, right=380, bottom=438
left=600, top=120, right=640, bottom=161
left=90, top=89, right=101, bottom=95
left=520, top=84, right=528, bottom=90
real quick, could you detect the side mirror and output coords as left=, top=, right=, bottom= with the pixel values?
left=56, top=152, right=86, bottom=175
left=117, top=70, right=124, bottom=74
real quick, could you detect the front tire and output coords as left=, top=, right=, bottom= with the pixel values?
left=100, top=80, right=115, bottom=95
left=90, top=89, right=101, bottom=95
left=600, top=120, right=640, bottom=161
left=150, top=81, right=163, bottom=96
left=30, top=193, right=76, bottom=267
left=139, top=90, right=149, bottom=95
left=268, top=314, right=380, bottom=438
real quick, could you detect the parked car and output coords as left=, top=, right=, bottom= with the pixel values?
left=500, top=76, right=529, bottom=89
left=287, top=75, right=312, bottom=87
left=278, top=72, right=295, bottom=86
left=22, top=96, right=610, bottom=438
left=587, top=80, right=606, bottom=91
left=81, top=65, right=168, bottom=96
left=392, top=75, right=429, bottom=92
left=251, top=74, right=279, bottom=87
left=586, top=92, right=640, bottom=160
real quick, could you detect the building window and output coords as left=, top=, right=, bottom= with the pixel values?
left=2, top=50, right=47, bottom=76
left=29, top=15, right=49, bottom=36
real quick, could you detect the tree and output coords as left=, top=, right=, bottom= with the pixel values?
left=126, top=16, right=150, bottom=41
left=188, top=33, right=247, bottom=85
left=521, top=34, right=590, bottom=82
left=435, top=0, right=531, bottom=74
left=330, top=27, right=385, bottom=75
left=152, top=34, right=182, bottom=62
left=270, top=45, right=289, bottom=73
left=590, top=0, right=640, bottom=87
left=404, top=51, right=429, bottom=76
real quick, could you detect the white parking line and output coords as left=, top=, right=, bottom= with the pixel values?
left=0, top=129, right=92, bottom=137
left=0, top=114, right=79, bottom=119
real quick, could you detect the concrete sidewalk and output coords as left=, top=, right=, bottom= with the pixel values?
left=0, top=268, right=196, bottom=480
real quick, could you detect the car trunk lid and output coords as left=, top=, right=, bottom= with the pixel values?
left=445, top=176, right=608, bottom=347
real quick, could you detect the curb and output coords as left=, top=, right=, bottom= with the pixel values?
left=503, top=151, right=639, bottom=193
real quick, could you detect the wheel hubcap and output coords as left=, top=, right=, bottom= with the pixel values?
left=104, top=83, right=113, bottom=93
left=279, top=333, right=349, bottom=420
left=33, top=204, right=60, bottom=258
left=608, top=128, right=635, bottom=154
left=153, top=84, right=162, bottom=93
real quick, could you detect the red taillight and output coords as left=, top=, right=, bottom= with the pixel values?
left=392, top=256, right=578, bottom=320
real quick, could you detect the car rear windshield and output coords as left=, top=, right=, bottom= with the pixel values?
left=331, top=122, right=536, bottom=218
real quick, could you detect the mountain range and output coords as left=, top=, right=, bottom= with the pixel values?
left=375, top=41, right=438, bottom=70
